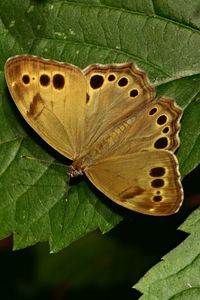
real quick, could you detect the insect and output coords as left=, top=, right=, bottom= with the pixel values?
left=5, top=55, right=183, bottom=216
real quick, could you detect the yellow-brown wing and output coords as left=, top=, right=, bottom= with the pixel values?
left=107, top=96, right=182, bottom=157
left=79, top=66, right=182, bottom=165
left=81, top=63, right=155, bottom=154
left=85, top=150, right=183, bottom=216
left=80, top=64, right=183, bottom=216
left=5, top=55, right=87, bottom=160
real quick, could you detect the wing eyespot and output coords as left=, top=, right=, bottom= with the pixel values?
left=22, top=74, right=30, bottom=85
left=154, top=137, right=168, bottom=149
left=149, top=107, right=157, bottom=115
left=118, top=77, right=128, bottom=87
left=151, top=178, right=165, bottom=188
left=108, top=74, right=116, bottom=81
left=162, top=127, right=169, bottom=134
left=129, top=89, right=139, bottom=97
left=157, top=115, right=167, bottom=125
left=153, top=195, right=162, bottom=202
left=40, top=74, right=50, bottom=87
left=150, top=167, right=166, bottom=177
left=90, top=74, right=104, bottom=89
left=53, top=74, right=65, bottom=89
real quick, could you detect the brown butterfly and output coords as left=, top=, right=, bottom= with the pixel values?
left=5, top=55, right=183, bottom=216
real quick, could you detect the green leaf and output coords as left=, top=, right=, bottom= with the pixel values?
left=0, top=0, right=199, bottom=252
left=0, top=81, right=122, bottom=252
left=134, top=207, right=200, bottom=299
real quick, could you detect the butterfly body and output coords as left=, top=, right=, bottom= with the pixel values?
left=5, top=55, right=183, bottom=216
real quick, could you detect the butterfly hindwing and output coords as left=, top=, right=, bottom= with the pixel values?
left=85, top=150, right=183, bottom=216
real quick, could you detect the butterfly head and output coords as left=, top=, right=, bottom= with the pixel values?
left=67, top=165, right=83, bottom=178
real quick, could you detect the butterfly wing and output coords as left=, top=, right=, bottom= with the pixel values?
left=82, top=63, right=155, bottom=153
left=82, top=64, right=181, bottom=156
left=107, top=96, right=182, bottom=157
left=85, top=150, right=183, bottom=216
left=5, top=55, right=87, bottom=160
left=80, top=63, right=182, bottom=161
left=81, top=64, right=183, bottom=216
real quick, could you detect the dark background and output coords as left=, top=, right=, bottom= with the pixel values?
left=0, top=165, right=199, bottom=300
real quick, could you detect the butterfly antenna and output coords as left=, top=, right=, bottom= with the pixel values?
left=21, top=155, right=70, bottom=169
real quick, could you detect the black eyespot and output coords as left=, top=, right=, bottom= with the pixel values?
left=118, top=77, right=128, bottom=87
left=149, top=107, right=157, bottom=115
left=154, top=137, right=168, bottom=149
left=53, top=74, right=65, bottom=89
left=22, top=74, right=30, bottom=84
left=90, top=75, right=104, bottom=89
left=130, top=89, right=138, bottom=97
left=150, top=167, right=166, bottom=177
left=153, top=195, right=162, bottom=202
left=40, top=74, right=50, bottom=86
left=157, top=115, right=167, bottom=125
left=163, top=127, right=169, bottom=134
left=151, top=179, right=165, bottom=188
left=108, top=74, right=116, bottom=81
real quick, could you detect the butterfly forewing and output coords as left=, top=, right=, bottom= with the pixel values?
left=5, top=56, right=87, bottom=159
left=81, top=63, right=155, bottom=154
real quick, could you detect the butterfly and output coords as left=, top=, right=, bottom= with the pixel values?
left=5, top=55, right=183, bottom=216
